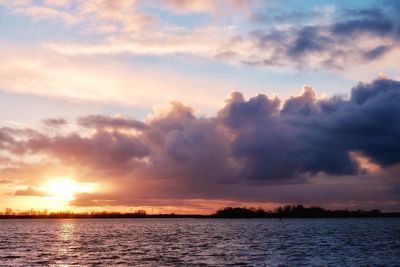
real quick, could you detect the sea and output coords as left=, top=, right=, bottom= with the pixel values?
left=0, top=218, right=399, bottom=266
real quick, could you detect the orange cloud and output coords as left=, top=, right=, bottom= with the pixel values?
left=14, top=186, right=47, bottom=197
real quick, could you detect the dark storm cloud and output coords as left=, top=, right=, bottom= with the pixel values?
left=218, top=88, right=360, bottom=180
left=344, top=79, right=400, bottom=166
left=1, top=78, right=400, bottom=208
left=2, top=78, right=400, bottom=181
left=281, top=86, right=318, bottom=115
left=142, top=102, right=238, bottom=184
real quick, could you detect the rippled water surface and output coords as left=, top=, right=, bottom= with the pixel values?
left=0, top=218, right=399, bottom=266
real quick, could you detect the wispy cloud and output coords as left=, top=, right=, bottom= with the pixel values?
left=157, top=0, right=249, bottom=14
left=1, top=0, right=399, bottom=73
left=0, top=42, right=228, bottom=111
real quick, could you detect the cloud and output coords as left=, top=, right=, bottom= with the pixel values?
left=45, top=25, right=232, bottom=56
left=0, top=0, right=78, bottom=24
left=0, top=43, right=228, bottom=112
left=44, top=0, right=70, bottom=7
left=159, top=0, right=248, bottom=14
left=218, top=88, right=360, bottom=180
left=0, top=0, right=153, bottom=31
left=14, top=186, right=47, bottom=197
left=22, top=5, right=78, bottom=24
left=363, top=45, right=392, bottom=60
left=42, top=118, right=68, bottom=127
left=22, top=1, right=396, bottom=73
left=331, top=8, right=394, bottom=37
left=230, top=5, right=400, bottom=70
left=2, top=0, right=399, bottom=73
left=1, top=78, right=400, bottom=210
left=162, top=0, right=216, bottom=13
left=78, top=115, right=148, bottom=130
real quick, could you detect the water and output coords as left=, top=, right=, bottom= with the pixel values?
left=0, top=218, right=399, bottom=266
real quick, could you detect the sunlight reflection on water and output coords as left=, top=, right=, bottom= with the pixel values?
left=59, top=220, right=75, bottom=241
left=0, top=218, right=399, bottom=266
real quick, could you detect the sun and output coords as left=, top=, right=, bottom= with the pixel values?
left=46, top=179, right=80, bottom=199
left=42, top=178, right=95, bottom=201
left=19, top=178, right=99, bottom=211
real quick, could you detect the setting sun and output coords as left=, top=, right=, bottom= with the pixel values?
left=43, top=179, right=93, bottom=199
left=37, top=178, right=97, bottom=210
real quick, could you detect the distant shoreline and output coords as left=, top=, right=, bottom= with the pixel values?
left=1, top=215, right=400, bottom=220
left=1, top=205, right=400, bottom=219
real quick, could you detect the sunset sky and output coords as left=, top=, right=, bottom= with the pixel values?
left=1, top=0, right=400, bottom=214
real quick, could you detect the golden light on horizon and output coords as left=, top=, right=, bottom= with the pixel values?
left=40, top=178, right=97, bottom=210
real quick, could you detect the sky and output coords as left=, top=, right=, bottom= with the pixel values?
left=1, top=0, right=400, bottom=214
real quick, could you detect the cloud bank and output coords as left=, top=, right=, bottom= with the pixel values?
left=225, top=3, right=400, bottom=70
left=1, top=78, right=400, bottom=211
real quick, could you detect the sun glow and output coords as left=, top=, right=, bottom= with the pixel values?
left=6, top=178, right=98, bottom=212
left=41, top=178, right=96, bottom=207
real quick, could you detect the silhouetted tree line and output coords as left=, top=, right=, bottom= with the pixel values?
left=0, top=208, right=149, bottom=219
left=213, top=205, right=400, bottom=218
left=1, top=205, right=399, bottom=219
